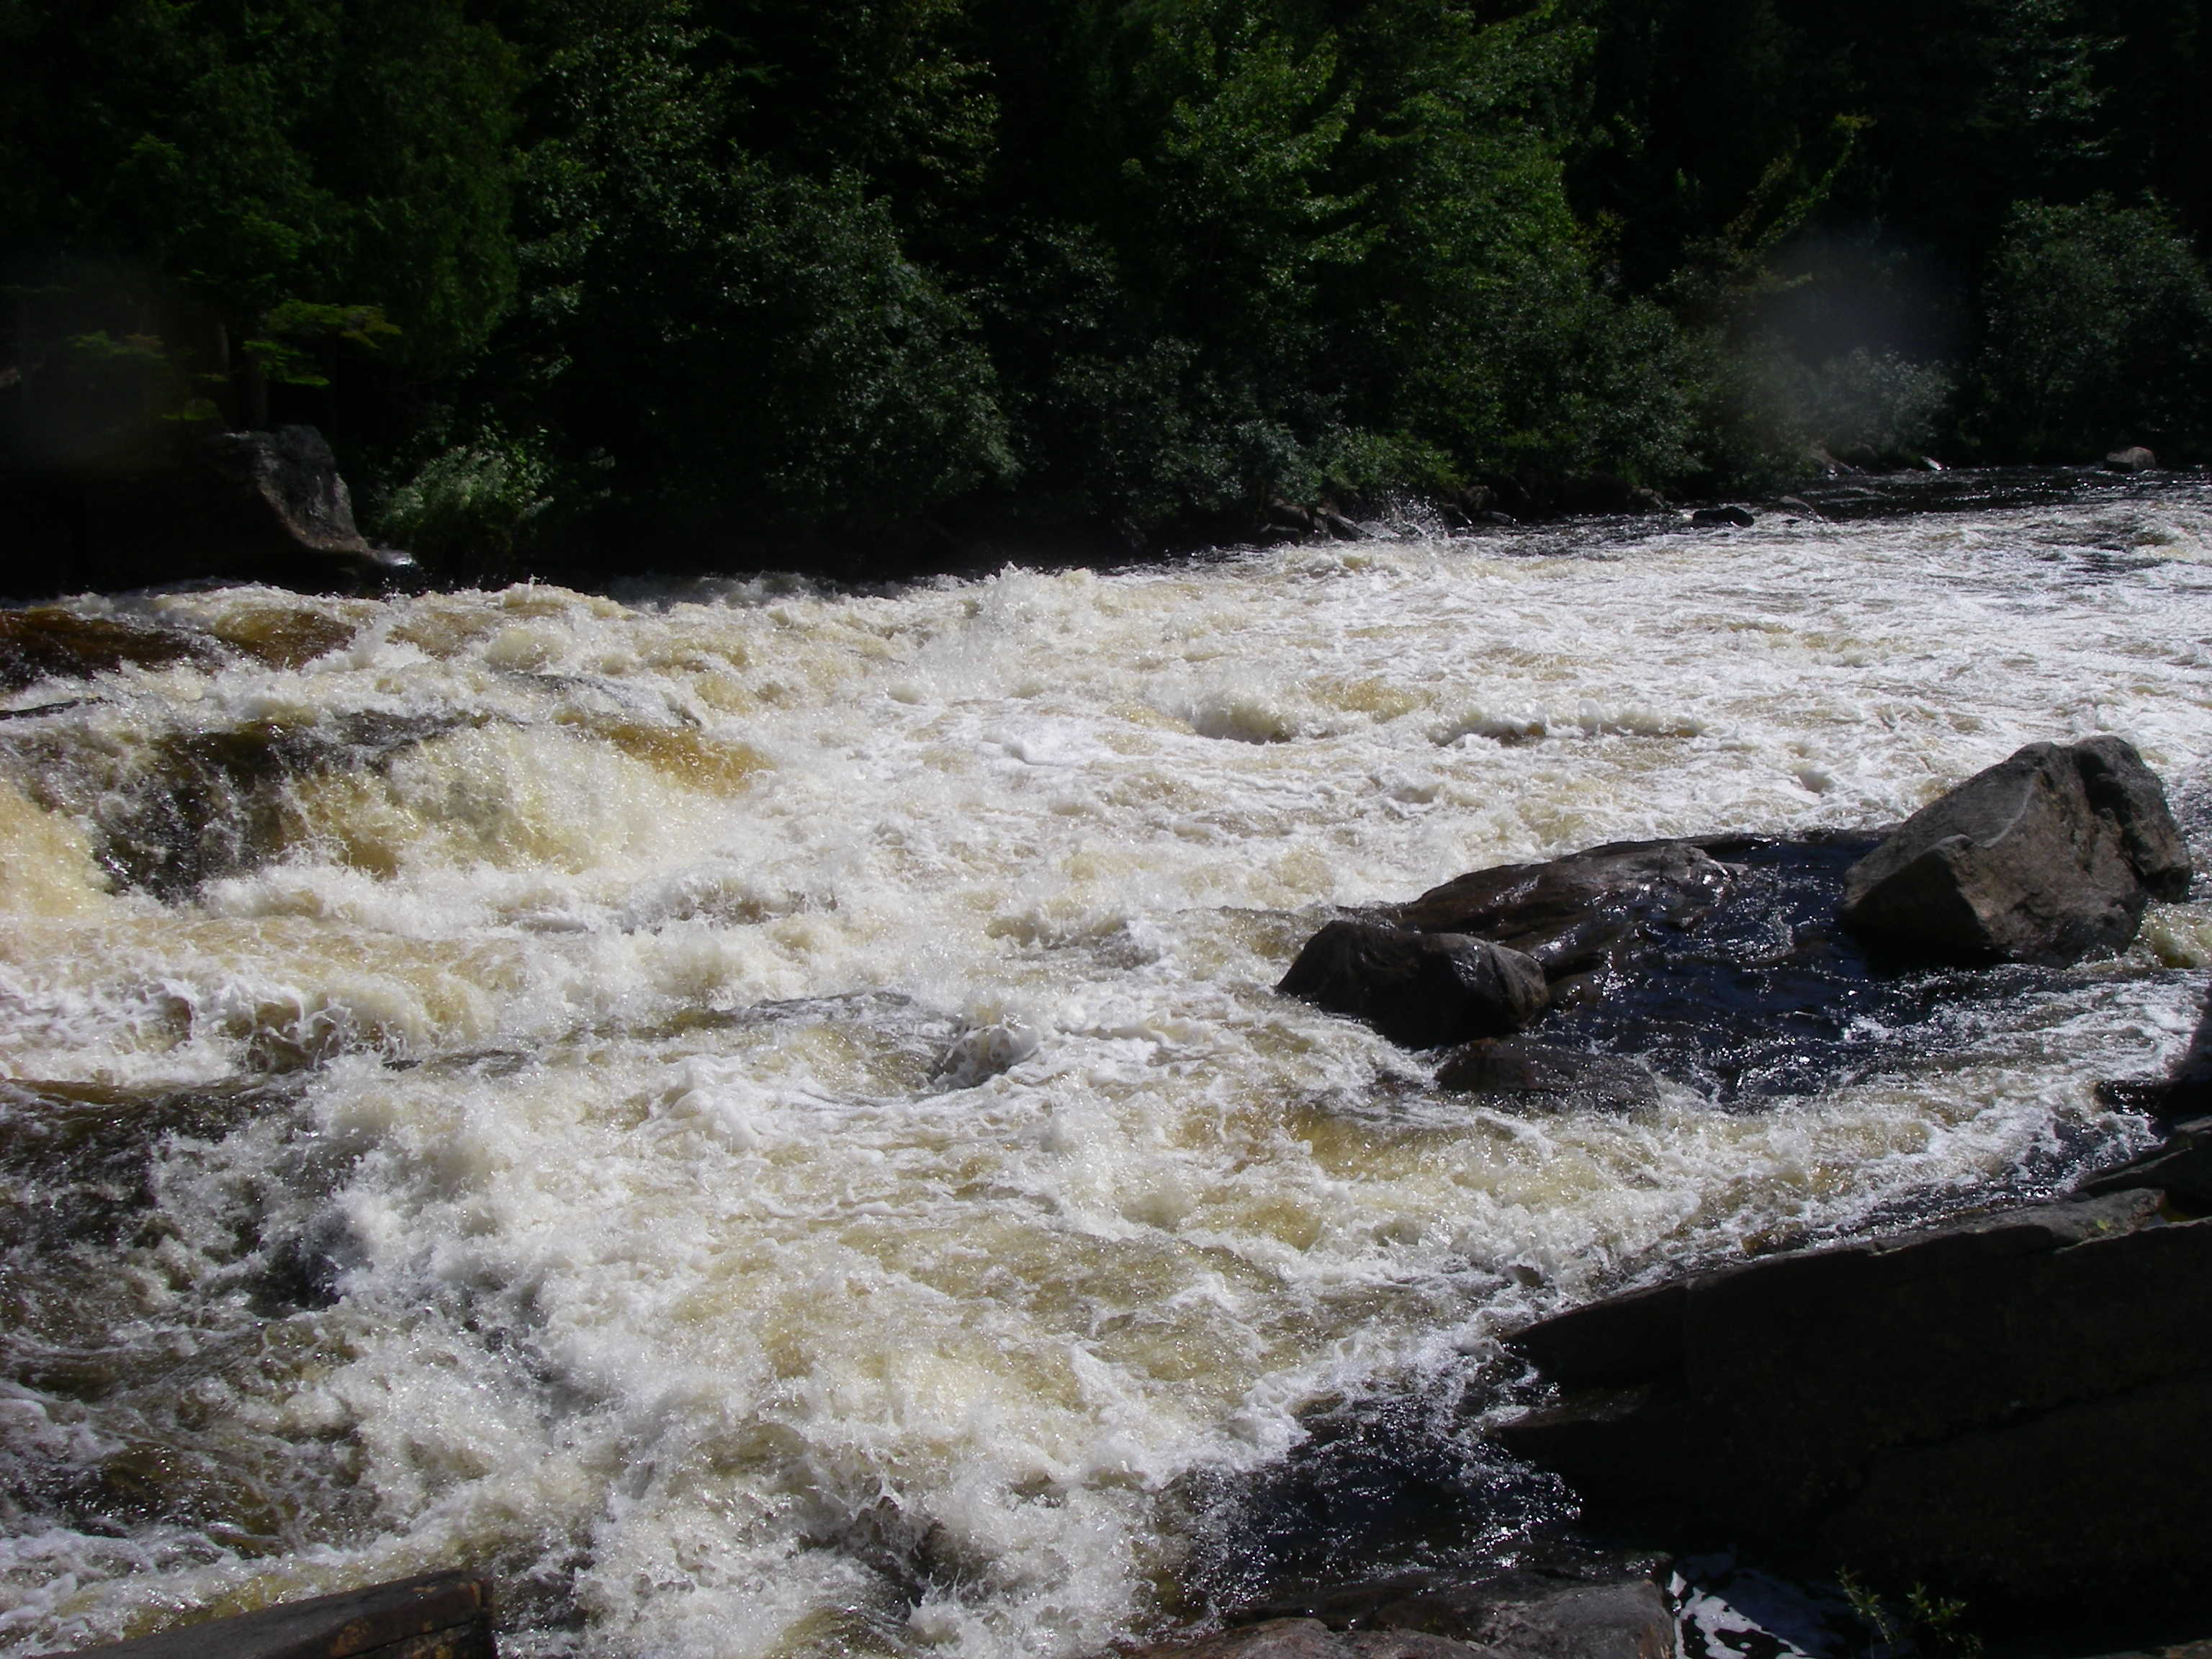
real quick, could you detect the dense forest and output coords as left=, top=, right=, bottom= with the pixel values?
left=2, top=0, right=2208, bottom=571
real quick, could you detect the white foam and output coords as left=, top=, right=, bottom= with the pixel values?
left=4, top=498, right=2211, bottom=1657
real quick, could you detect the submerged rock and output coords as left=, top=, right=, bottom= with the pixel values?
left=1494, top=1189, right=2212, bottom=1622
left=1277, top=922, right=1548, bottom=1049
left=1838, top=737, right=2190, bottom=965
left=0, top=606, right=219, bottom=692
left=1120, top=1568, right=1676, bottom=1659
left=1118, top=1619, right=1485, bottom=1659
left=1222, top=1571, right=1677, bottom=1659
left=37, top=1570, right=495, bottom=1659
left=1689, top=506, right=1755, bottom=528
left=1434, top=1038, right=1660, bottom=1113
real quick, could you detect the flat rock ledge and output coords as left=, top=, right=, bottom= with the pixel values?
left=1495, top=1175, right=2212, bottom=1624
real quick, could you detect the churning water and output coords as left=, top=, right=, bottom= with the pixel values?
left=2, top=473, right=2209, bottom=1659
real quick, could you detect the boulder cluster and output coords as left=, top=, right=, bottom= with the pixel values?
left=1245, top=736, right=2208, bottom=1650
left=1277, top=736, right=2191, bottom=1105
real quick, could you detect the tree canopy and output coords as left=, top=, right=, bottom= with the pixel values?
left=3, top=0, right=2207, bottom=568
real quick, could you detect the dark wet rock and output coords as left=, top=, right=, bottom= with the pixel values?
left=0, top=606, right=220, bottom=692
left=1434, top=1039, right=1660, bottom=1113
left=1278, top=922, right=1548, bottom=1049
left=2104, top=446, right=2157, bottom=472
left=1318, top=508, right=1366, bottom=541
left=1395, top=840, right=1734, bottom=1007
left=1838, top=737, right=2191, bottom=965
left=1238, top=1565, right=1677, bottom=1659
left=1689, top=506, right=1755, bottom=528
left=0, top=426, right=415, bottom=600
left=1494, top=1190, right=2212, bottom=1621
left=199, top=427, right=402, bottom=572
left=1773, top=495, right=1823, bottom=519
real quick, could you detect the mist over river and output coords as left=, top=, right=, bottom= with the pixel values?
left=4, top=473, right=2211, bottom=1659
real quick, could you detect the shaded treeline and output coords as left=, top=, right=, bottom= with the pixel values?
left=1, top=0, right=2208, bottom=572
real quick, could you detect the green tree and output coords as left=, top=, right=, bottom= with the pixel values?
left=1971, top=197, right=2212, bottom=459
left=484, top=0, right=1011, bottom=540
left=0, top=0, right=518, bottom=454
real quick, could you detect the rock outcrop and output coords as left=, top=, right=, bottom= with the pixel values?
left=1838, top=737, right=2190, bottom=965
left=1494, top=1189, right=2212, bottom=1622
left=2104, top=446, right=2157, bottom=472
left=0, top=426, right=415, bottom=599
left=1277, top=922, right=1549, bottom=1048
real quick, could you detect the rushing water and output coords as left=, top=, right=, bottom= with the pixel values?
left=2, top=472, right=2210, bottom=1659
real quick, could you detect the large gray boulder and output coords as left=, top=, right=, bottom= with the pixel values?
left=1838, top=737, right=2190, bottom=965
left=1494, top=1190, right=2212, bottom=1620
left=1278, top=922, right=1549, bottom=1049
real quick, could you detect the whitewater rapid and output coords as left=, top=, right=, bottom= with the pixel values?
left=3, top=476, right=2209, bottom=1658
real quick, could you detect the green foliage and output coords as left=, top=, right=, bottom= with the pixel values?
left=0, top=0, right=517, bottom=456
left=1970, top=197, right=2212, bottom=459
left=1835, top=1567, right=1983, bottom=1659
left=370, top=426, right=565, bottom=574
left=244, top=302, right=401, bottom=389
left=500, top=0, right=1011, bottom=532
left=8, top=0, right=2209, bottom=565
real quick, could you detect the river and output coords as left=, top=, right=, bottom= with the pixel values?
left=2, top=472, right=2208, bottom=1659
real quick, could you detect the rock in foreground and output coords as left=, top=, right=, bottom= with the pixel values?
left=32, top=1570, right=494, bottom=1658
left=1839, top=736, right=2190, bottom=965
left=1277, top=922, right=1548, bottom=1048
left=1495, top=1190, right=2212, bottom=1622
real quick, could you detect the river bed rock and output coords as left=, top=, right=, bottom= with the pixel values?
left=1838, top=737, right=2190, bottom=965
left=1119, top=1565, right=1676, bottom=1659
left=1433, top=1039, right=1660, bottom=1112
